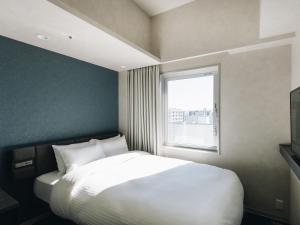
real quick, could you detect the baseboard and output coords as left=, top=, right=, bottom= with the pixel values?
left=19, top=212, right=51, bottom=225
left=245, top=207, right=289, bottom=224
left=18, top=206, right=289, bottom=225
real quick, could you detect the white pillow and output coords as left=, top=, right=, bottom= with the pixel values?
left=98, top=136, right=129, bottom=157
left=60, top=143, right=105, bottom=173
left=89, top=135, right=121, bottom=144
left=52, top=141, right=94, bottom=174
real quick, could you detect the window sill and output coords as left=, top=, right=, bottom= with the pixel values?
left=162, top=144, right=219, bottom=155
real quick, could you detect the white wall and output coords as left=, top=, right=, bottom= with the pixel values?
left=260, top=1, right=300, bottom=224
left=291, top=35, right=300, bottom=90
left=290, top=27, right=300, bottom=225
left=259, top=0, right=300, bottom=88
left=159, top=46, right=291, bottom=220
left=119, top=71, right=128, bottom=136
left=151, top=0, right=260, bottom=61
left=259, top=0, right=300, bottom=91
left=260, top=0, right=300, bottom=38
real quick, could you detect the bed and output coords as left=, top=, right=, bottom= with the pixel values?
left=35, top=154, right=243, bottom=225
left=14, top=132, right=244, bottom=225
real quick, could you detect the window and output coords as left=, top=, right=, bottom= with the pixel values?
left=162, top=65, right=220, bottom=151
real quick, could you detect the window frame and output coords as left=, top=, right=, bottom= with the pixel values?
left=161, top=65, right=220, bottom=153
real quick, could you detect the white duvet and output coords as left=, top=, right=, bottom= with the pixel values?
left=50, top=151, right=244, bottom=225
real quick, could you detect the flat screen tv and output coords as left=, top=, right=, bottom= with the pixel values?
left=291, top=87, right=300, bottom=159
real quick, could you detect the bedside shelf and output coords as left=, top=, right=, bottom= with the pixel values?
left=0, top=188, right=20, bottom=225
left=279, top=144, right=300, bottom=180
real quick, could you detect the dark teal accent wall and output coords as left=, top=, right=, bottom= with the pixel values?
left=0, top=36, right=118, bottom=182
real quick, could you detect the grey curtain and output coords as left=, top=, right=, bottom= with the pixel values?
left=127, top=65, right=159, bottom=155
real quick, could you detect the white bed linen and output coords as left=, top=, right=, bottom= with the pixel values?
left=50, top=151, right=244, bottom=225
left=34, top=171, right=62, bottom=203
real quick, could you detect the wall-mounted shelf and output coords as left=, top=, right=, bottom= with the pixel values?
left=279, top=144, right=300, bottom=180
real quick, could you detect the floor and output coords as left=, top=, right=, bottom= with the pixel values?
left=242, top=213, right=289, bottom=225
left=32, top=212, right=289, bottom=225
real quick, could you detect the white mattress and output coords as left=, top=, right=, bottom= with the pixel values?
left=34, top=171, right=62, bottom=203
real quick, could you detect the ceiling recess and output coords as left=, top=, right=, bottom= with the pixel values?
left=0, top=0, right=160, bottom=71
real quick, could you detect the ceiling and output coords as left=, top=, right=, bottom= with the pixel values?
left=134, top=0, right=195, bottom=16
left=0, top=0, right=160, bottom=72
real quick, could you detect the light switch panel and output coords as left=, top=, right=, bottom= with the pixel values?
left=15, top=160, right=33, bottom=168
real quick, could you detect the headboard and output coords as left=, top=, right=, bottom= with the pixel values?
left=11, top=131, right=121, bottom=179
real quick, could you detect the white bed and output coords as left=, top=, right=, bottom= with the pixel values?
left=45, top=151, right=244, bottom=225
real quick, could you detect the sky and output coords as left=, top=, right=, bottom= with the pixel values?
left=168, top=75, right=214, bottom=111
